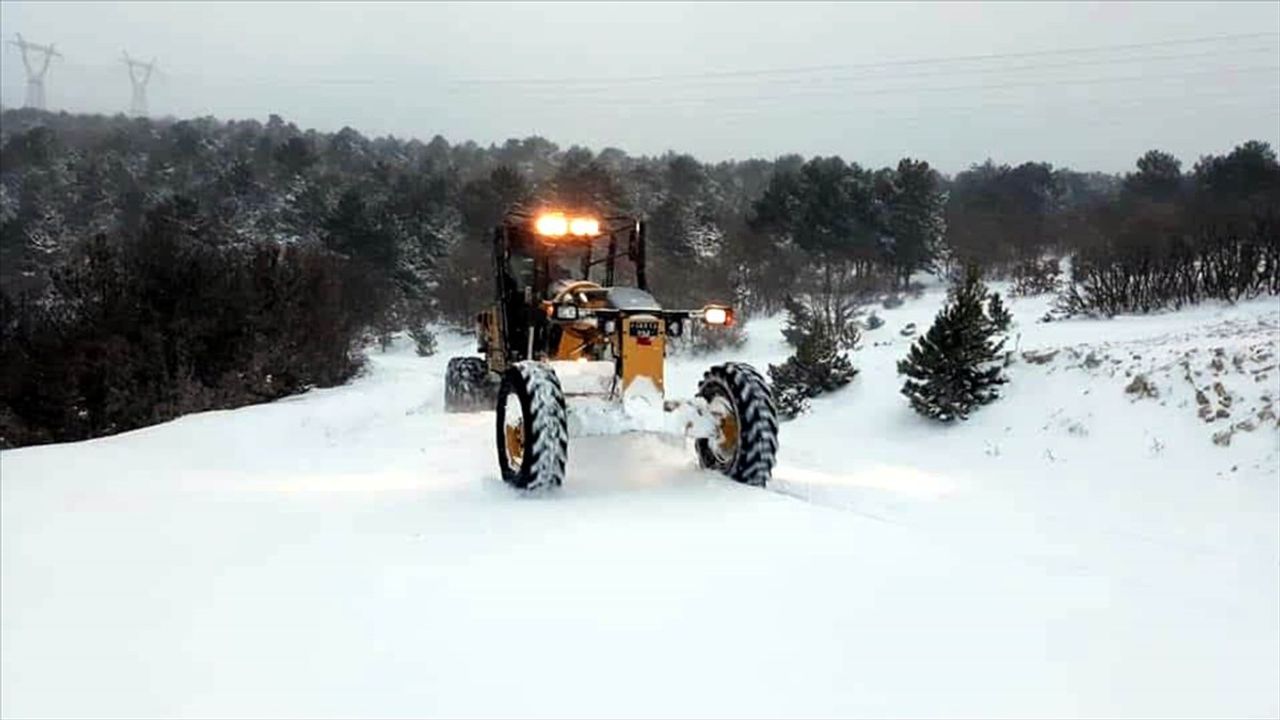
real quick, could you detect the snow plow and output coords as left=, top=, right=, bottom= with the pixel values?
left=445, top=210, right=778, bottom=490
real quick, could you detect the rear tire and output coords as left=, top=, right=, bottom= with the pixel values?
left=445, top=357, right=496, bottom=413
left=495, top=362, right=569, bottom=490
left=695, top=362, right=778, bottom=486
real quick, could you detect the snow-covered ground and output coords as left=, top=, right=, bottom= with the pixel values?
left=2, top=285, right=1277, bottom=719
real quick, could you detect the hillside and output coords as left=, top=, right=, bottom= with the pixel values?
left=2, top=286, right=1277, bottom=718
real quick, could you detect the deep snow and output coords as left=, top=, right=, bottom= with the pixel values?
left=2, top=285, right=1277, bottom=719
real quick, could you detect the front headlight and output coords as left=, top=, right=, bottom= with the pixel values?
left=702, top=306, right=731, bottom=326
left=554, top=304, right=579, bottom=320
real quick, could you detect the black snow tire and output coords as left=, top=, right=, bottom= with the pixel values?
left=445, top=356, right=496, bottom=413
left=695, top=362, right=779, bottom=486
left=495, top=361, right=569, bottom=491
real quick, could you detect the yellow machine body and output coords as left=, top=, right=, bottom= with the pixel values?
left=619, top=315, right=665, bottom=395
left=554, top=326, right=595, bottom=361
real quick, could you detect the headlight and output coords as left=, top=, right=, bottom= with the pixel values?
left=554, top=304, right=579, bottom=320
left=603, top=319, right=617, bottom=333
left=535, top=213, right=599, bottom=238
left=703, top=306, right=731, bottom=326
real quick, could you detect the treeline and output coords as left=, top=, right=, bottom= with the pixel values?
left=0, top=107, right=1276, bottom=446
left=1058, top=145, right=1280, bottom=315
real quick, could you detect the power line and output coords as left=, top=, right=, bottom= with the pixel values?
left=544, top=88, right=1280, bottom=132
left=113, top=33, right=1280, bottom=93
left=439, top=64, right=1280, bottom=112
left=379, top=77, right=1280, bottom=143
left=451, top=31, right=1280, bottom=86
left=711, top=89, right=1280, bottom=128
left=447, top=43, right=1280, bottom=96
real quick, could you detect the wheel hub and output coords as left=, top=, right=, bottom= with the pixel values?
left=503, top=391, right=525, bottom=468
left=708, top=395, right=739, bottom=464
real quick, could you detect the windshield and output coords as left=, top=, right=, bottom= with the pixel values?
left=549, top=250, right=583, bottom=283
left=508, top=233, right=641, bottom=291
left=507, top=254, right=535, bottom=290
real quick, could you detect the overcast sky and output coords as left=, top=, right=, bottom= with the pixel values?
left=2, top=1, right=1277, bottom=173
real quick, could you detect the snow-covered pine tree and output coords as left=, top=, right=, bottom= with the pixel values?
left=769, top=297, right=858, bottom=420
left=410, top=325, right=437, bottom=357
left=897, top=266, right=1007, bottom=421
left=772, top=383, right=812, bottom=420
left=780, top=295, right=816, bottom=348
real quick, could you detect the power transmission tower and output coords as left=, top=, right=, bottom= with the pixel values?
left=122, top=51, right=156, bottom=117
left=9, top=34, right=62, bottom=110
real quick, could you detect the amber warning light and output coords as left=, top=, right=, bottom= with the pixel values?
left=535, top=212, right=599, bottom=238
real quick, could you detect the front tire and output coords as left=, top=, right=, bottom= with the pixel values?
left=695, top=362, right=778, bottom=486
left=496, top=362, right=569, bottom=490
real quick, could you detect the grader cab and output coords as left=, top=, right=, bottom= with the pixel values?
left=444, top=210, right=777, bottom=490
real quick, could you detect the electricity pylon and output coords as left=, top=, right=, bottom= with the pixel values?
left=9, top=34, right=62, bottom=110
left=122, top=51, right=156, bottom=117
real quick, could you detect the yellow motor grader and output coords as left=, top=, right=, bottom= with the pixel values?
left=444, top=210, right=778, bottom=490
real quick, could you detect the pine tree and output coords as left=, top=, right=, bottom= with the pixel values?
left=769, top=298, right=858, bottom=420
left=987, top=291, right=1012, bottom=333
left=878, top=158, right=947, bottom=289
left=781, top=295, right=861, bottom=350
left=780, top=296, right=816, bottom=348
left=409, top=325, right=437, bottom=357
left=897, top=267, right=1007, bottom=421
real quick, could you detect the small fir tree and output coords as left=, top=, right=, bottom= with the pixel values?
left=987, top=291, right=1012, bottom=333
left=410, top=325, right=437, bottom=357
left=769, top=298, right=858, bottom=420
left=781, top=295, right=861, bottom=350
left=780, top=296, right=816, bottom=348
left=897, top=266, right=1007, bottom=421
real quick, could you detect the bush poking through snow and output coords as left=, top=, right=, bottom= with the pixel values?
left=780, top=296, right=861, bottom=351
left=769, top=297, right=858, bottom=420
left=771, top=384, right=812, bottom=420
left=987, top=292, right=1013, bottom=333
left=678, top=320, right=748, bottom=355
left=898, top=266, right=1008, bottom=421
left=410, top=326, right=438, bottom=357
left=1124, top=373, right=1159, bottom=400
left=1011, top=258, right=1062, bottom=297
left=1022, top=349, right=1059, bottom=365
